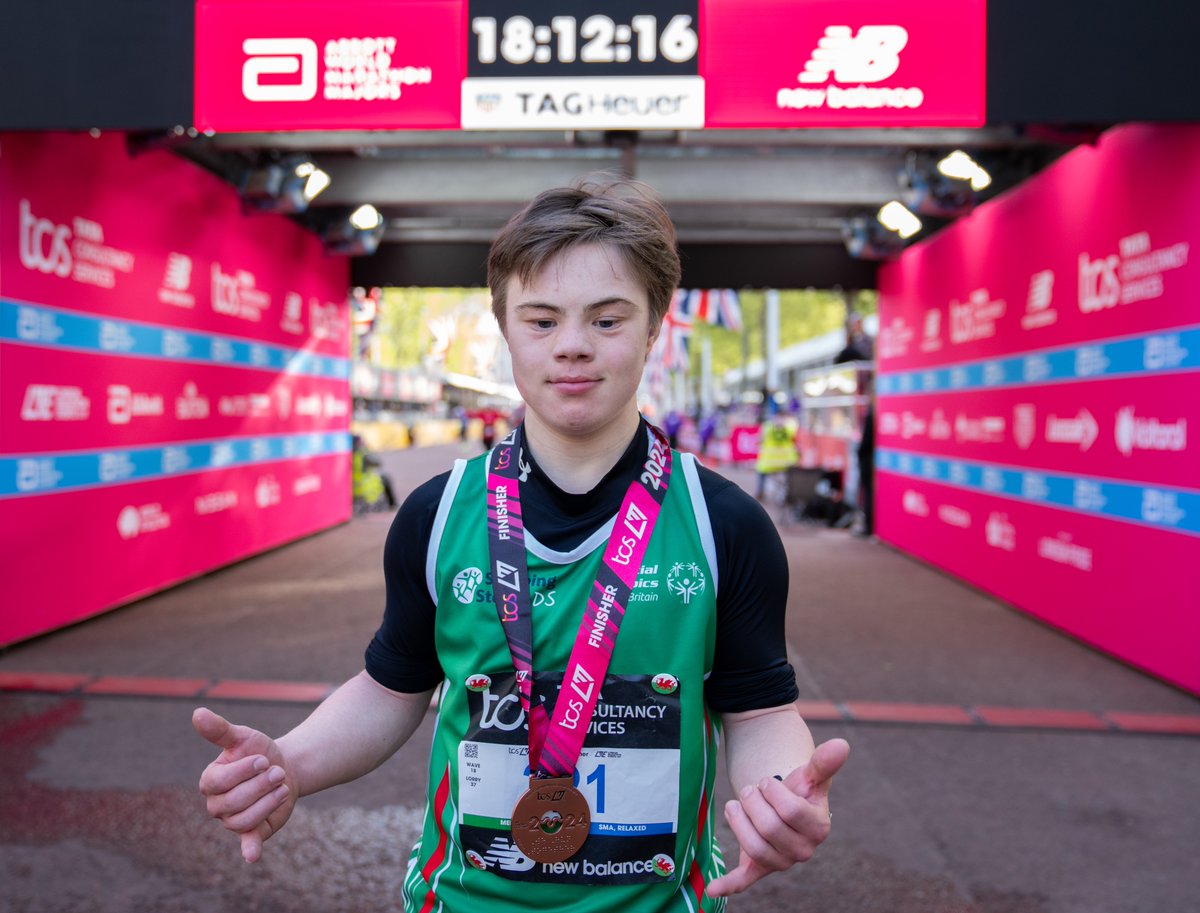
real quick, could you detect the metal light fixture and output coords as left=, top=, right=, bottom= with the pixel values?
left=349, top=204, right=384, bottom=231
left=937, top=150, right=992, bottom=190
left=842, top=216, right=905, bottom=260
left=900, top=152, right=977, bottom=217
left=877, top=201, right=922, bottom=239
left=240, top=155, right=331, bottom=214
left=322, top=206, right=387, bottom=256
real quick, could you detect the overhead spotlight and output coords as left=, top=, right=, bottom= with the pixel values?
left=240, top=154, right=331, bottom=214
left=842, top=216, right=905, bottom=261
left=937, top=150, right=992, bottom=190
left=877, top=201, right=922, bottom=239
left=294, top=161, right=332, bottom=201
left=349, top=204, right=384, bottom=231
left=899, top=152, right=976, bottom=217
left=322, top=207, right=387, bottom=256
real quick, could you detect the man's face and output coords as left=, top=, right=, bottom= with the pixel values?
left=502, top=243, right=658, bottom=440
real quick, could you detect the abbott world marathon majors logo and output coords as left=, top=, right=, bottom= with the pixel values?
left=241, top=37, right=432, bottom=104
left=107, top=385, right=164, bottom=425
left=117, top=503, right=171, bottom=540
left=778, top=25, right=924, bottom=111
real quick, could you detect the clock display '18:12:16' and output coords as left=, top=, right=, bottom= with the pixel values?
left=470, top=14, right=698, bottom=67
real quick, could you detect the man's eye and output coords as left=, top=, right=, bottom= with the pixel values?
left=533, top=319, right=555, bottom=329
left=596, top=318, right=619, bottom=329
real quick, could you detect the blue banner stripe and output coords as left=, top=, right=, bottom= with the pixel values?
left=877, top=447, right=1199, bottom=537
left=0, top=300, right=351, bottom=380
left=876, top=325, right=1200, bottom=396
left=1, top=431, right=351, bottom=499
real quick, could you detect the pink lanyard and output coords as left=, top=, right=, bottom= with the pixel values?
left=486, top=422, right=672, bottom=778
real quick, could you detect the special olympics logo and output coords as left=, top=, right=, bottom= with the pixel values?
left=453, top=567, right=483, bottom=604
left=667, top=562, right=706, bottom=605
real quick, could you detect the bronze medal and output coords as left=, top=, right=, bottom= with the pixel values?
left=510, top=776, right=591, bottom=863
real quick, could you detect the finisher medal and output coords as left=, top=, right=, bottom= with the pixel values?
left=511, top=776, right=591, bottom=863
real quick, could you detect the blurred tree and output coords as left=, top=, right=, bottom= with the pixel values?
left=692, top=288, right=877, bottom=379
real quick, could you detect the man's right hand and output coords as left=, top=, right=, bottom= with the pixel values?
left=193, top=707, right=297, bottom=863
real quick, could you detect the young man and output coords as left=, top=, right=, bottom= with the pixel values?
left=194, top=179, right=848, bottom=911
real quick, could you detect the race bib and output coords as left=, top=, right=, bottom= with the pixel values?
left=457, top=671, right=682, bottom=884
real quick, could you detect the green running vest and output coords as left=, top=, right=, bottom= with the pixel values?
left=403, top=442, right=726, bottom=913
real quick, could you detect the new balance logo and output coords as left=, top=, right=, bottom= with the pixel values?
left=799, top=25, right=908, bottom=84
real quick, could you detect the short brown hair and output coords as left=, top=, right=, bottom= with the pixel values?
left=487, top=176, right=681, bottom=331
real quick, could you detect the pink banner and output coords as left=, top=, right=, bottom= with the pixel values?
left=1, top=131, right=351, bottom=646
left=702, top=0, right=985, bottom=129
left=875, top=473, right=1200, bottom=695
left=195, top=0, right=464, bottom=132
left=0, top=455, right=349, bottom=646
left=875, top=373, right=1196, bottom=490
left=2, top=346, right=349, bottom=452
left=1, top=132, right=349, bottom=354
left=877, top=125, right=1200, bottom=373
left=875, top=123, right=1200, bottom=694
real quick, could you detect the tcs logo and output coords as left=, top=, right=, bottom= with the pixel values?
left=243, top=38, right=318, bottom=102
left=18, top=199, right=72, bottom=277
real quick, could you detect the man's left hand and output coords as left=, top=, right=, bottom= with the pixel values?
left=706, top=737, right=849, bottom=898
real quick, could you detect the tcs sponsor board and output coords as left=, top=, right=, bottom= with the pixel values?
left=195, top=0, right=984, bottom=131
left=0, top=132, right=352, bottom=645
left=875, top=123, right=1200, bottom=694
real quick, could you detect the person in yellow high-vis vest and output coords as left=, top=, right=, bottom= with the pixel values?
left=755, top=411, right=798, bottom=500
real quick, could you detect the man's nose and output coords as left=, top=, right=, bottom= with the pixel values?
left=553, top=321, right=593, bottom=358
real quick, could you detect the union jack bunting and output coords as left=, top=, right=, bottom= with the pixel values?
left=652, top=289, right=693, bottom=372
left=679, top=288, right=743, bottom=332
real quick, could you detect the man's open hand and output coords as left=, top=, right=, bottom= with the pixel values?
left=193, top=707, right=296, bottom=863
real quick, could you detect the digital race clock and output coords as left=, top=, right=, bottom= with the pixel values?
left=461, top=0, right=703, bottom=129
left=467, top=0, right=699, bottom=76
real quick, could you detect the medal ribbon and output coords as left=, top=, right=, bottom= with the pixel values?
left=486, top=422, right=672, bottom=779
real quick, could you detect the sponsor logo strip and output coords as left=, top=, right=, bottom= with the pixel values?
left=876, top=324, right=1200, bottom=396
left=1, top=300, right=350, bottom=380
left=877, top=448, right=1200, bottom=536
left=0, top=431, right=350, bottom=498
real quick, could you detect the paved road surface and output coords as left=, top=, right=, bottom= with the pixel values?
left=2, top=442, right=1198, bottom=913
